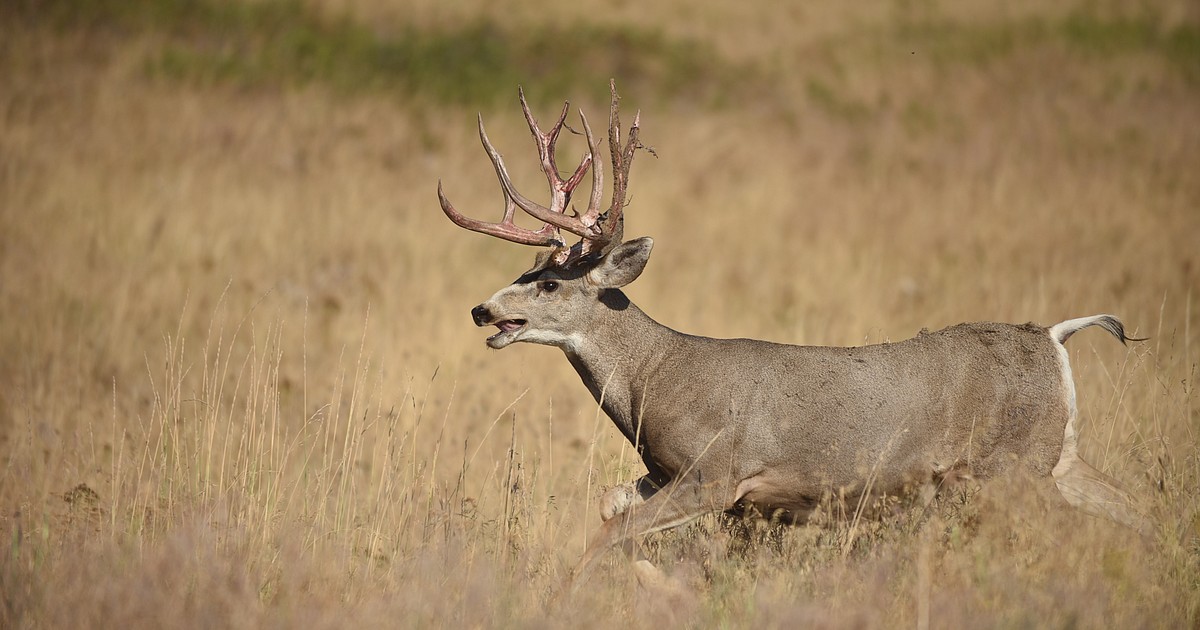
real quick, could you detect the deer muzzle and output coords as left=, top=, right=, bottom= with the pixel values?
left=471, top=304, right=527, bottom=348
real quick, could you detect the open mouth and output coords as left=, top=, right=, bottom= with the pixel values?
left=486, top=319, right=526, bottom=342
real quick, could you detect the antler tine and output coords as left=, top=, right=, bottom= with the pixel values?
left=491, top=89, right=600, bottom=239
left=576, top=110, right=605, bottom=226
left=594, top=79, right=639, bottom=252
left=518, top=87, right=571, bottom=172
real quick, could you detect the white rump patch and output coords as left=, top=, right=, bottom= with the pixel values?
left=1050, top=332, right=1080, bottom=480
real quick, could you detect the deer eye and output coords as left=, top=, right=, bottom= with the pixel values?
left=541, top=280, right=560, bottom=293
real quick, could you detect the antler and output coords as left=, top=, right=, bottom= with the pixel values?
left=437, top=81, right=642, bottom=268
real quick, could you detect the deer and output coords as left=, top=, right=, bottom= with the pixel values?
left=436, top=81, right=1148, bottom=589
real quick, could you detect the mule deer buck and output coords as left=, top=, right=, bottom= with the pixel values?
left=437, top=81, right=1147, bottom=588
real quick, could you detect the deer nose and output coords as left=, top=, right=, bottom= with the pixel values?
left=471, top=305, right=491, bottom=326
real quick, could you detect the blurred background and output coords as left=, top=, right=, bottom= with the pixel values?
left=2, top=0, right=1198, bottom=626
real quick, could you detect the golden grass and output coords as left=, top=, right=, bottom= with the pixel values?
left=2, top=0, right=1198, bottom=627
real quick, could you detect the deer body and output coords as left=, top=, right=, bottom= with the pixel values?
left=439, top=83, right=1146, bottom=589
left=565, top=307, right=1070, bottom=516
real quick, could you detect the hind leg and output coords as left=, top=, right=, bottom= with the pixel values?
left=1052, top=446, right=1148, bottom=533
left=1050, top=339, right=1150, bottom=533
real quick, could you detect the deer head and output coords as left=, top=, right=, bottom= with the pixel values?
left=438, top=81, right=651, bottom=350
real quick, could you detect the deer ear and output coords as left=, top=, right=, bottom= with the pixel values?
left=587, top=237, right=654, bottom=288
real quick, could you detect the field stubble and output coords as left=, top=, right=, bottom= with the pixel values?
left=2, top=0, right=1199, bottom=627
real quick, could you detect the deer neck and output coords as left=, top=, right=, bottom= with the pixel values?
left=562, top=289, right=677, bottom=447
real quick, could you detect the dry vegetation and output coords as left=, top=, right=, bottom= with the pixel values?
left=2, top=0, right=1199, bottom=627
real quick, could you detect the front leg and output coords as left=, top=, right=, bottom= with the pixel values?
left=570, top=474, right=735, bottom=591
left=599, top=475, right=660, bottom=521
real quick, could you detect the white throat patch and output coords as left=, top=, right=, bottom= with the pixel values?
left=520, top=329, right=585, bottom=353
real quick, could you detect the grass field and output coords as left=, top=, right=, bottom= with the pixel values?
left=2, top=0, right=1198, bottom=626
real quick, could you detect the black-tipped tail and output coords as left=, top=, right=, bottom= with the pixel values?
left=1049, top=314, right=1148, bottom=345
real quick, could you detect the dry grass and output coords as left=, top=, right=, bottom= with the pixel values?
left=2, top=0, right=1198, bottom=627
